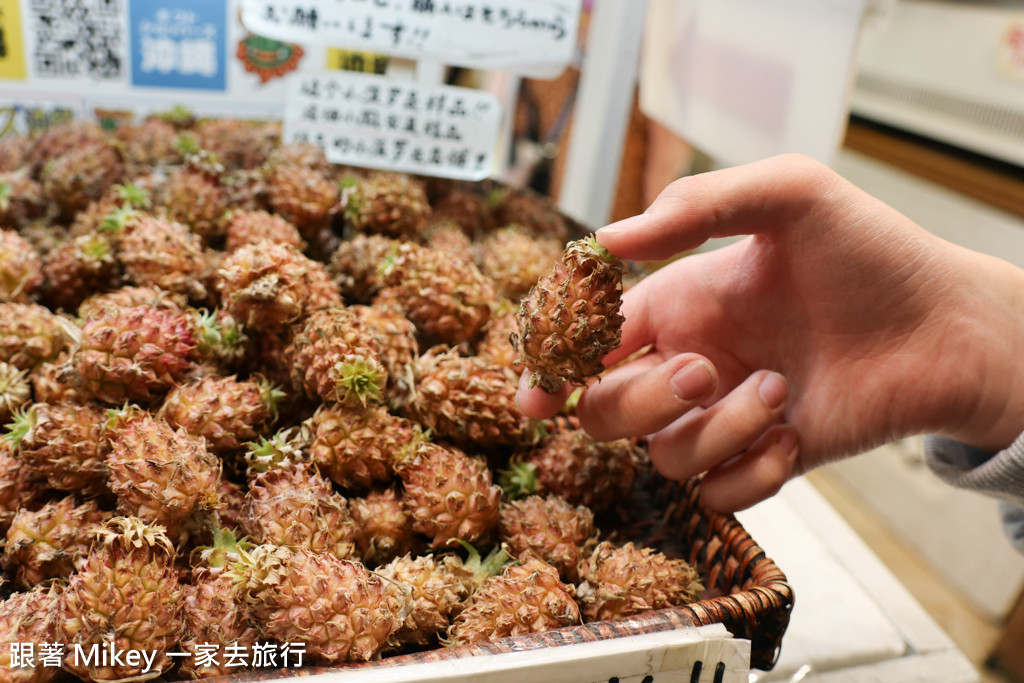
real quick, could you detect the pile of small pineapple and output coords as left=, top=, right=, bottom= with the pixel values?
left=0, top=115, right=703, bottom=682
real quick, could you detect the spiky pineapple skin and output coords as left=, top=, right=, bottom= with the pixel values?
left=59, top=517, right=186, bottom=683
left=215, top=240, right=341, bottom=331
left=74, top=305, right=199, bottom=404
left=0, top=584, right=64, bottom=683
left=329, top=233, right=399, bottom=303
left=0, top=229, right=43, bottom=303
left=39, top=233, right=121, bottom=311
left=351, top=299, right=419, bottom=408
left=230, top=544, right=403, bottom=663
left=498, top=495, right=597, bottom=582
left=348, top=487, right=422, bottom=567
left=241, top=461, right=357, bottom=559
left=518, top=429, right=643, bottom=514
left=265, top=162, right=339, bottom=233
left=343, top=171, right=431, bottom=239
left=381, top=242, right=494, bottom=345
left=157, top=169, right=229, bottom=243
left=7, top=401, right=110, bottom=496
left=479, top=225, right=564, bottom=300
left=117, top=213, right=208, bottom=299
left=575, top=541, right=703, bottom=622
left=396, top=442, right=501, bottom=548
left=378, top=553, right=473, bottom=647
left=41, top=140, right=125, bottom=219
left=0, top=441, right=44, bottom=535
left=513, top=236, right=627, bottom=392
left=159, top=374, right=281, bottom=456
left=285, top=305, right=388, bottom=407
left=178, top=566, right=260, bottom=679
left=0, top=171, right=47, bottom=228
left=78, top=285, right=187, bottom=321
left=0, top=303, right=68, bottom=370
left=305, top=403, right=419, bottom=490
left=3, top=497, right=109, bottom=588
left=224, top=209, right=304, bottom=252
left=408, top=347, right=539, bottom=449
left=446, top=556, right=580, bottom=646
left=0, top=361, right=30, bottom=424
left=105, top=412, right=222, bottom=532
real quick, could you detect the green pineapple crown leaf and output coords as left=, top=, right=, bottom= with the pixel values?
left=175, top=133, right=201, bottom=156
left=97, top=206, right=139, bottom=234
left=101, top=403, right=145, bottom=435
left=254, top=374, right=287, bottom=419
left=79, top=233, right=114, bottom=261
left=457, top=540, right=512, bottom=581
left=580, top=234, right=615, bottom=263
left=244, top=428, right=306, bottom=476
left=158, top=104, right=195, bottom=128
left=195, top=528, right=253, bottom=569
left=498, top=460, right=539, bottom=500
left=0, top=182, right=11, bottom=212
left=114, top=183, right=151, bottom=209
left=339, top=175, right=361, bottom=217
left=2, top=405, right=37, bottom=451
left=332, top=355, right=384, bottom=406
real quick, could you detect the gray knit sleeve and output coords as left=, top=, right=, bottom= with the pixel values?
left=925, top=433, right=1024, bottom=553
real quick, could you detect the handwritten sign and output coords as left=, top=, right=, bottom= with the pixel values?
left=284, top=70, right=502, bottom=180
left=241, top=0, right=579, bottom=77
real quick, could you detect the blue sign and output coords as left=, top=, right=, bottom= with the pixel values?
left=130, top=1, right=227, bottom=90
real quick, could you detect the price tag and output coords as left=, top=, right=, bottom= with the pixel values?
left=241, top=0, right=579, bottom=78
left=284, top=70, right=502, bottom=180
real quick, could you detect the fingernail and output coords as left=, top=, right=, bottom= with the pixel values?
left=759, top=372, right=788, bottom=409
left=775, top=428, right=798, bottom=455
left=670, top=361, right=714, bottom=402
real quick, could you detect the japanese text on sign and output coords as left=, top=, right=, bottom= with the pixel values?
left=284, top=70, right=502, bottom=180
left=241, top=0, right=579, bottom=77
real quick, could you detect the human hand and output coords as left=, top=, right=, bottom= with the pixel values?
left=517, top=154, right=1024, bottom=511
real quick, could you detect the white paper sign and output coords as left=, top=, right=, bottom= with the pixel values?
left=240, top=0, right=580, bottom=77
left=284, top=70, right=502, bottom=180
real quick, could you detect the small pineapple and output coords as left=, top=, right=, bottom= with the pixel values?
left=265, top=161, right=340, bottom=236
left=445, top=555, right=580, bottom=646
left=77, top=285, right=187, bottom=321
left=25, top=120, right=106, bottom=177
left=3, top=497, right=110, bottom=588
left=512, top=235, right=627, bottom=392
left=305, top=403, right=420, bottom=490
left=328, top=233, right=399, bottom=303
left=408, top=346, right=540, bottom=449
left=395, top=441, right=501, bottom=549
left=0, top=584, right=64, bottom=683
left=378, top=553, right=474, bottom=648
left=381, top=242, right=495, bottom=345
left=105, top=210, right=208, bottom=300
left=60, top=517, right=186, bottom=683
left=224, top=208, right=305, bottom=252
left=177, top=529, right=260, bottom=679
left=575, top=541, right=703, bottom=622
left=159, top=374, right=283, bottom=456
left=72, top=304, right=200, bottom=404
left=3, top=401, right=110, bottom=496
left=229, top=544, right=403, bottom=662
left=115, top=118, right=182, bottom=168
left=241, top=460, right=357, bottom=559
left=0, top=302, right=70, bottom=370
left=475, top=299, right=522, bottom=370
left=429, top=190, right=494, bottom=239
left=0, top=441, right=44, bottom=535
left=341, top=170, right=431, bottom=239
left=498, top=495, right=597, bottom=582
left=503, top=428, right=644, bottom=515
left=284, top=305, right=389, bottom=407
left=104, top=409, right=223, bottom=535
left=157, top=166, right=230, bottom=243
left=0, top=361, right=30, bottom=424
left=0, top=171, right=47, bottom=228
left=424, top=219, right=473, bottom=255
left=478, top=224, right=563, bottom=301
left=215, top=240, right=342, bottom=331
left=39, top=232, right=121, bottom=311
left=351, top=299, right=419, bottom=408
left=348, top=487, right=422, bottom=567
left=488, top=187, right=569, bottom=243
left=0, top=229, right=43, bottom=303
left=29, top=352, right=89, bottom=404
left=41, top=139, right=125, bottom=219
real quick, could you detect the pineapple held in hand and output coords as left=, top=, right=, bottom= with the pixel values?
left=513, top=235, right=626, bottom=392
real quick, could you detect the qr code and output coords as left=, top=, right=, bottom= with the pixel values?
left=31, top=0, right=123, bottom=79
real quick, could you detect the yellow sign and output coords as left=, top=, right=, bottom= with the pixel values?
left=0, top=0, right=26, bottom=80
left=326, top=49, right=389, bottom=75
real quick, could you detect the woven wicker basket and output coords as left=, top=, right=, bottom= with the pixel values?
left=224, top=473, right=793, bottom=681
